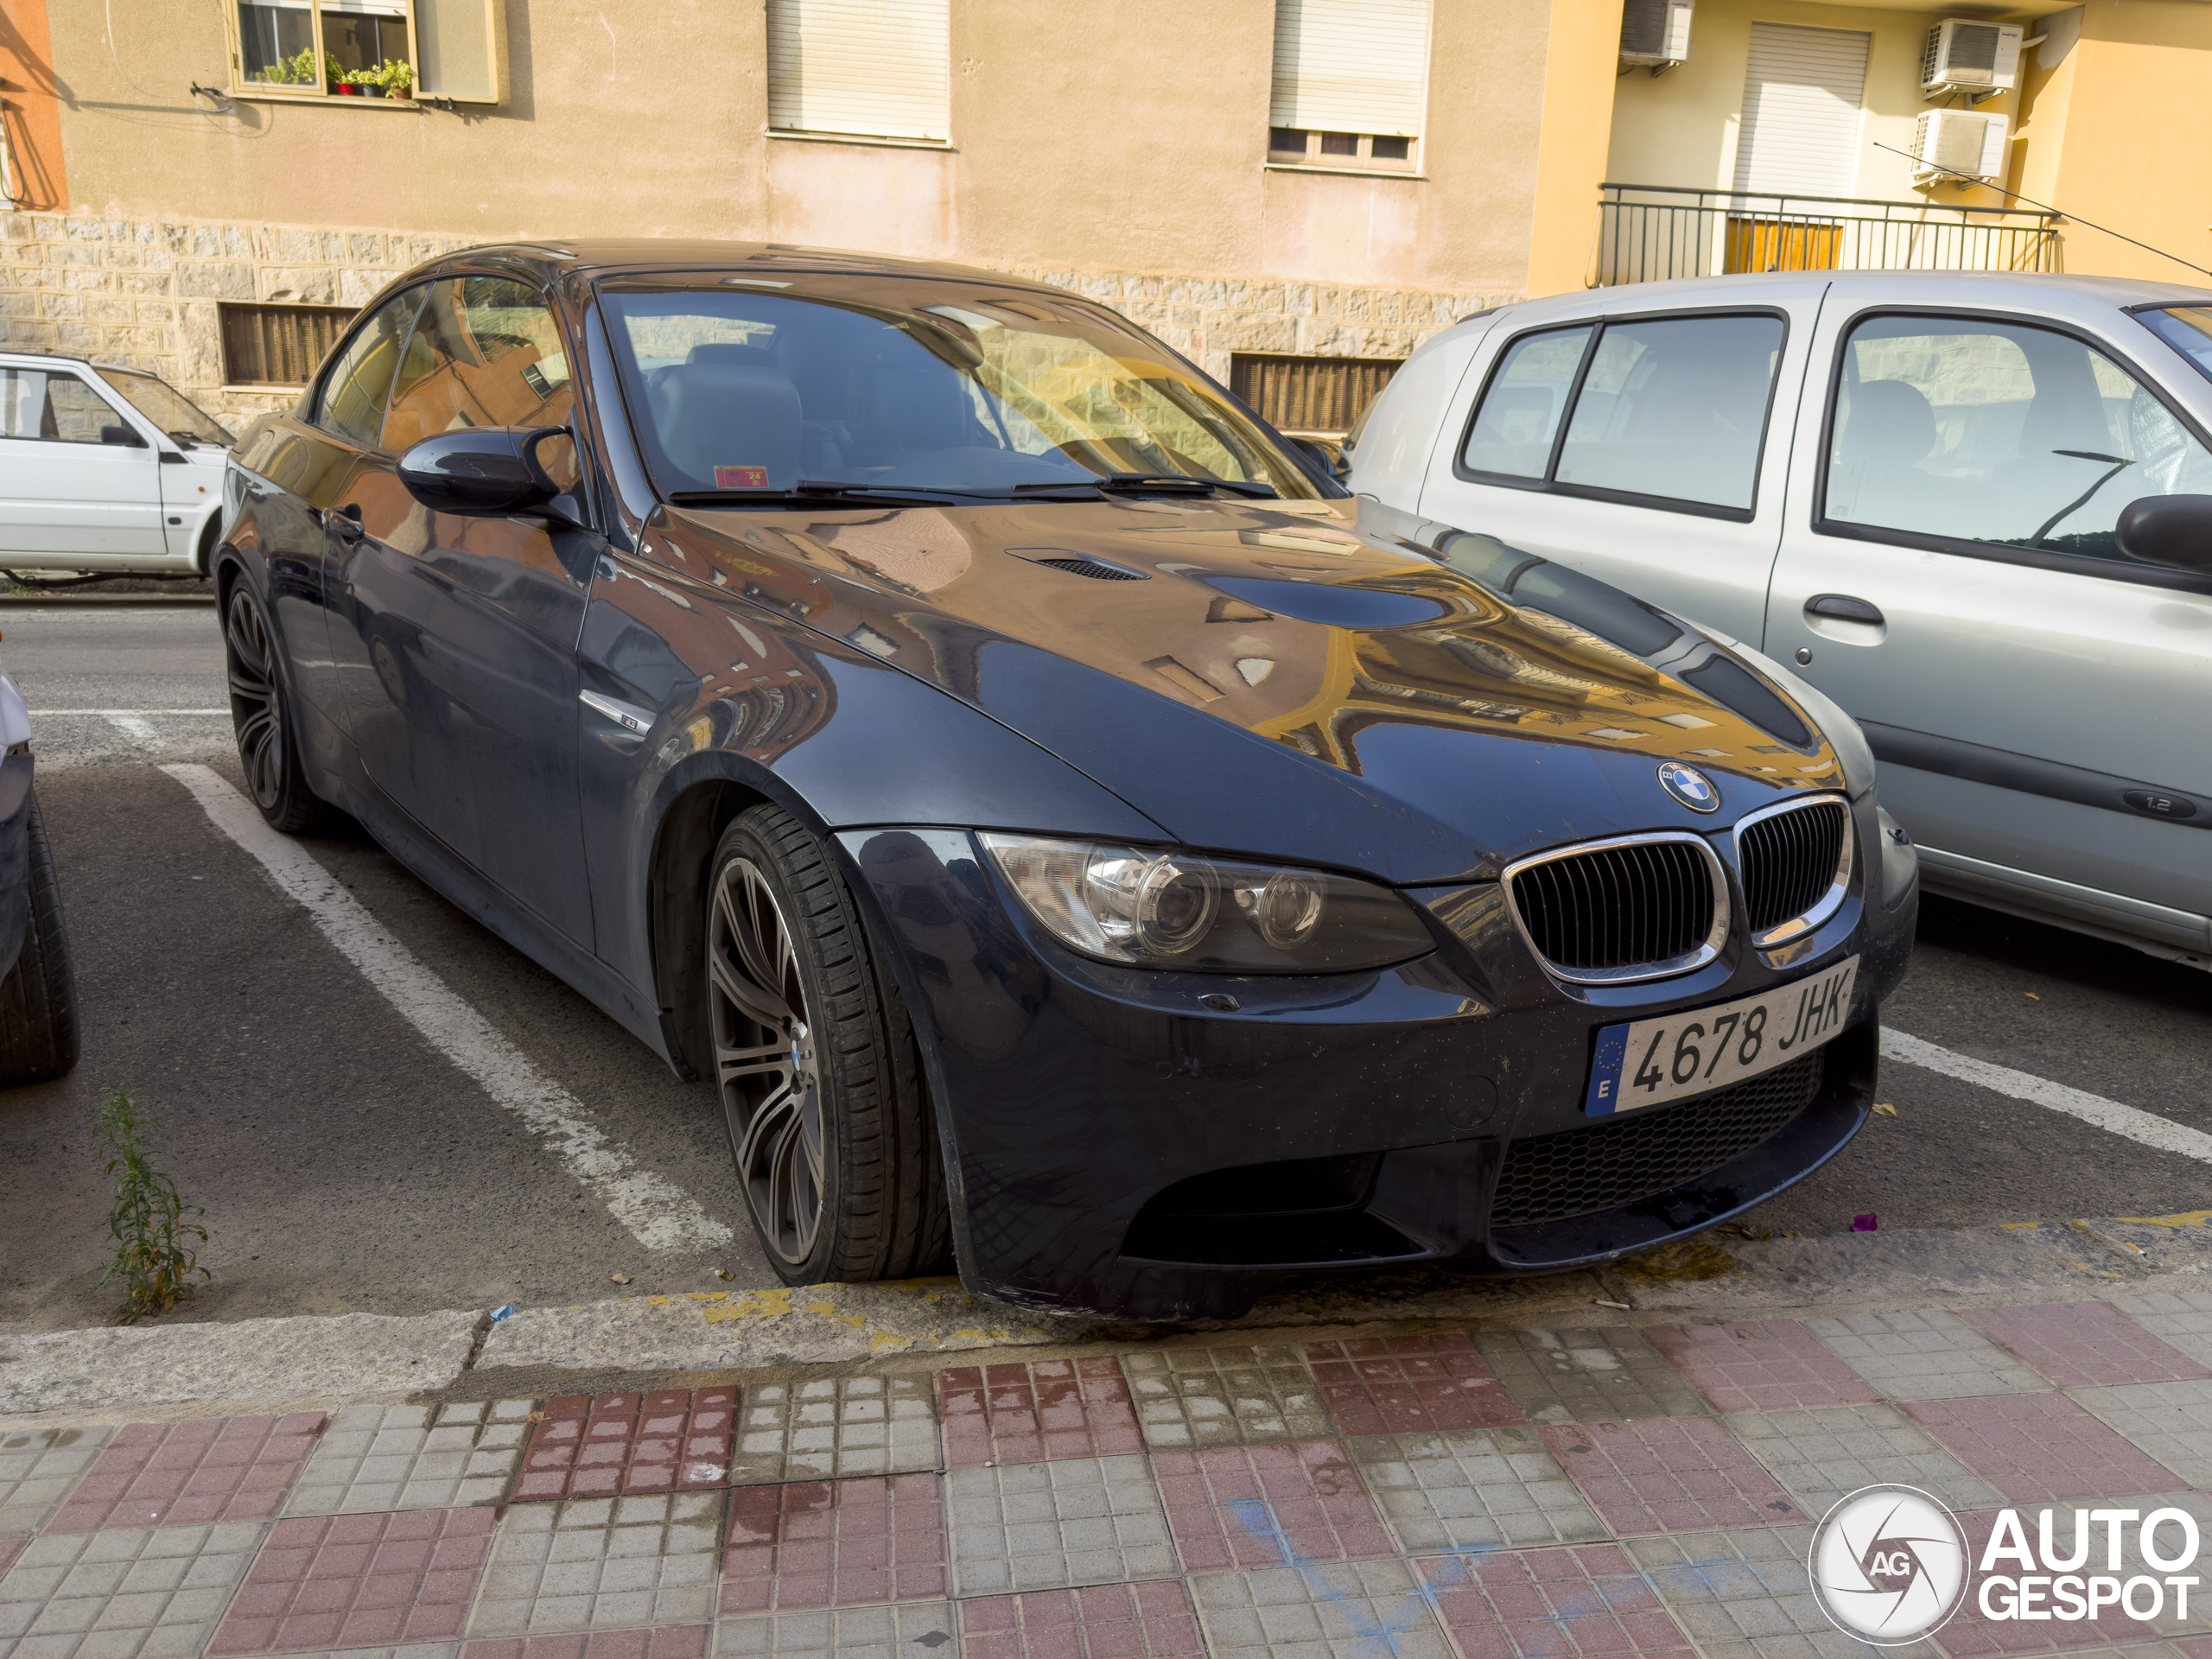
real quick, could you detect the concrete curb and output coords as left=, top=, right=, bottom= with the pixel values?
left=5, top=1211, right=2206, bottom=1423
left=0, top=592, right=215, bottom=607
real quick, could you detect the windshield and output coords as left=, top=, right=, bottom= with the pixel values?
left=2139, top=307, right=2212, bottom=384
left=100, top=370, right=234, bottom=447
left=599, top=276, right=1319, bottom=501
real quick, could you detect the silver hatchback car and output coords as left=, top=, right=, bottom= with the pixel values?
left=1349, top=271, right=2212, bottom=971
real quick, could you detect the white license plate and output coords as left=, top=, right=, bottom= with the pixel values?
left=1584, top=956, right=1859, bottom=1116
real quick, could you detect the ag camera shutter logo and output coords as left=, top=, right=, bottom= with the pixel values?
left=1809, top=1484, right=1971, bottom=1645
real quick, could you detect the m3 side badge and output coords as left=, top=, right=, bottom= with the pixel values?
left=1658, top=761, right=1720, bottom=813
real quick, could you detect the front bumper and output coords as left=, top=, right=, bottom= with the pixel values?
left=840, top=795, right=1916, bottom=1320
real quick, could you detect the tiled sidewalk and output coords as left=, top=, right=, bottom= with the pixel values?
left=3, top=1294, right=2210, bottom=1658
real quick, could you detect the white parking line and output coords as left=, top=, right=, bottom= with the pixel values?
left=1883, top=1027, right=2212, bottom=1166
left=106, top=715, right=162, bottom=750
left=161, top=761, right=735, bottom=1254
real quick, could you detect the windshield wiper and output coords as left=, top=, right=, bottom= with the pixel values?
left=668, top=480, right=1011, bottom=507
left=1012, top=472, right=1278, bottom=499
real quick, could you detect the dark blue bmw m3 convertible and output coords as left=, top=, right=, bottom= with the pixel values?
left=219, top=240, right=1918, bottom=1319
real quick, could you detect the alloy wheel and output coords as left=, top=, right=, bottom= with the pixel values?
left=226, top=590, right=285, bottom=811
left=709, top=855, right=825, bottom=1266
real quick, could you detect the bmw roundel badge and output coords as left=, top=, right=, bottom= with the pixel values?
left=1657, top=760, right=1720, bottom=813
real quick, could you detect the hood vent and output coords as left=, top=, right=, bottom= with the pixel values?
left=1009, top=548, right=1149, bottom=581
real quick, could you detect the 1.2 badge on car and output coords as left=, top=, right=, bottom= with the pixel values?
left=1583, top=956, right=1859, bottom=1116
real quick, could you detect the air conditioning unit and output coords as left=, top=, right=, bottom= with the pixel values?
left=1922, top=18, right=2023, bottom=95
left=1911, top=108, right=2010, bottom=184
left=1620, top=0, right=1694, bottom=66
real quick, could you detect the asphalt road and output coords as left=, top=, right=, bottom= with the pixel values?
left=0, top=607, right=2206, bottom=1332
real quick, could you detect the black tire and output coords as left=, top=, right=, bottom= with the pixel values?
left=706, top=803, right=949, bottom=1284
left=0, top=791, right=80, bottom=1084
left=224, top=581, right=325, bottom=834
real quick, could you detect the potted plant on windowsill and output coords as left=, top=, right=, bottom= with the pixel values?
left=334, top=73, right=364, bottom=95
left=377, top=59, right=415, bottom=99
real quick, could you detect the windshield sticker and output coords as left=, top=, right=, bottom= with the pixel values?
left=714, top=466, right=771, bottom=489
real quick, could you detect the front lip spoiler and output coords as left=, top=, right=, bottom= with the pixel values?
left=1485, top=1089, right=1866, bottom=1270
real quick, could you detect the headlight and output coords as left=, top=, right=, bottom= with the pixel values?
left=978, top=834, right=1434, bottom=973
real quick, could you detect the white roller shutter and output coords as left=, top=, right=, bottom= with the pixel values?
left=1270, top=0, right=1430, bottom=137
left=766, top=0, right=950, bottom=142
left=1732, top=22, right=1871, bottom=196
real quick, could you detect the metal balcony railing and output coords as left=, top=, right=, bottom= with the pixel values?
left=1592, top=183, right=2063, bottom=287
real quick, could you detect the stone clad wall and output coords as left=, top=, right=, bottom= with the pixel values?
left=0, top=210, right=1518, bottom=427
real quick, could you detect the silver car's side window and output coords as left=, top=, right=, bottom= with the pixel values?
left=1554, top=315, right=1783, bottom=512
left=1460, top=325, right=1591, bottom=478
left=1826, top=314, right=2212, bottom=563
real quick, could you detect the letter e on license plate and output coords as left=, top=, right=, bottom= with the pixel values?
left=1584, top=955, right=1859, bottom=1116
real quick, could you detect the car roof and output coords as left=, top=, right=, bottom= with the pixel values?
left=0, top=346, right=147, bottom=375
left=410, top=238, right=1074, bottom=296
left=1471, top=269, right=2212, bottom=328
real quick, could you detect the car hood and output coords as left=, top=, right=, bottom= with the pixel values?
left=652, top=494, right=1845, bottom=885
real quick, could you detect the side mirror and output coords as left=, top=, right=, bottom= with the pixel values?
left=1290, top=435, right=1347, bottom=482
left=99, top=423, right=143, bottom=447
left=397, top=426, right=582, bottom=525
left=2117, top=493, right=2212, bottom=574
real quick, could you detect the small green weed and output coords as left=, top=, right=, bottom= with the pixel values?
left=98, top=1086, right=209, bottom=1323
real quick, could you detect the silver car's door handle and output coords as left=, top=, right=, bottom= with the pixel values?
left=579, top=689, right=653, bottom=734
left=1806, top=594, right=1885, bottom=625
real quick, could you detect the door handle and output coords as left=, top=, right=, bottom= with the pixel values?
left=579, top=688, right=653, bottom=734
left=1806, top=594, right=1885, bottom=625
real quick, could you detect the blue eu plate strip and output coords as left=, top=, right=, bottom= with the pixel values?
left=1585, top=1023, right=1630, bottom=1116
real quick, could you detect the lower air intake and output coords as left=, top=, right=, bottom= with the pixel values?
left=1491, top=1050, right=1825, bottom=1229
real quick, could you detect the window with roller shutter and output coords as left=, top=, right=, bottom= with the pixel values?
left=1267, top=0, right=1429, bottom=173
left=766, top=0, right=951, bottom=143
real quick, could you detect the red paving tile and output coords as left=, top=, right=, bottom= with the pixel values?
left=461, top=1630, right=709, bottom=1659
left=1540, top=1419, right=1806, bottom=1535
left=961, top=1580, right=1206, bottom=1659
left=1931, top=1509, right=2162, bottom=1657
left=1303, top=1333, right=1526, bottom=1433
left=1417, top=1543, right=1699, bottom=1659
left=207, top=1506, right=497, bottom=1656
left=513, top=1389, right=736, bottom=1502
left=1901, top=1393, right=2183, bottom=1501
left=47, top=1414, right=325, bottom=1532
left=1962, top=1301, right=2212, bottom=1389
left=2176, top=1639, right=2212, bottom=1659
left=938, top=1358, right=1142, bottom=1469
left=1154, top=1440, right=1396, bottom=1571
left=720, top=1472, right=947, bottom=1611
left=0, top=1537, right=24, bottom=1577
left=1645, top=1320, right=1883, bottom=1414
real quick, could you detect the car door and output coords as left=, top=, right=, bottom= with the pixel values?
left=0, top=363, right=167, bottom=563
left=1418, top=280, right=1827, bottom=644
left=1765, top=296, right=2212, bottom=957
left=324, top=273, right=596, bottom=947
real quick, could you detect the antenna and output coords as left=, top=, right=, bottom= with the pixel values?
left=1872, top=139, right=2212, bottom=281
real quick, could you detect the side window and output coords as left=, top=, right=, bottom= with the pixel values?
left=1826, top=315, right=2212, bottom=561
left=1461, top=326, right=1591, bottom=478
left=383, top=277, right=578, bottom=486
left=0, top=369, right=138, bottom=445
left=313, top=287, right=425, bottom=449
left=1554, top=315, right=1783, bottom=511
left=1460, top=313, right=1784, bottom=514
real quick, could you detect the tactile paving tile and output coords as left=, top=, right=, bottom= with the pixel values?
left=1346, top=1427, right=1607, bottom=1553
left=1541, top=1418, right=1807, bottom=1535
left=730, top=1376, right=938, bottom=1486
left=2112, top=1287, right=2212, bottom=1370
left=938, top=1359, right=1143, bottom=1468
left=1625, top=1525, right=1870, bottom=1659
left=1964, top=1301, right=2212, bottom=1389
left=1122, top=1346, right=1332, bottom=1450
left=516, top=1393, right=735, bottom=1503
left=0, top=1426, right=111, bottom=1539
left=1304, top=1333, right=1525, bottom=1433
left=209, top=1508, right=496, bottom=1656
left=1187, top=1559, right=1454, bottom=1658
left=1646, top=1321, right=1884, bottom=1414
left=467, top=1493, right=724, bottom=1637
left=461, top=1627, right=710, bottom=1659
left=958, top=1580, right=1207, bottom=1658
left=1153, top=1440, right=1395, bottom=1572
left=0, top=1521, right=264, bottom=1659
left=1804, top=1308, right=2052, bottom=1401
left=288, top=1402, right=532, bottom=1516
left=2071, top=1378, right=2212, bottom=1489
left=711, top=1599, right=954, bottom=1657
left=720, top=1473, right=945, bottom=1612
left=1414, top=1541, right=1700, bottom=1659
left=1902, top=1392, right=2183, bottom=1501
left=1477, top=1328, right=1711, bottom=1424
left=944, top=1453, right=1176, bottom=1596
left=1723, top=1402, right=2001, bottom=1516
left=48, top=1414, right=325, bottom=1532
